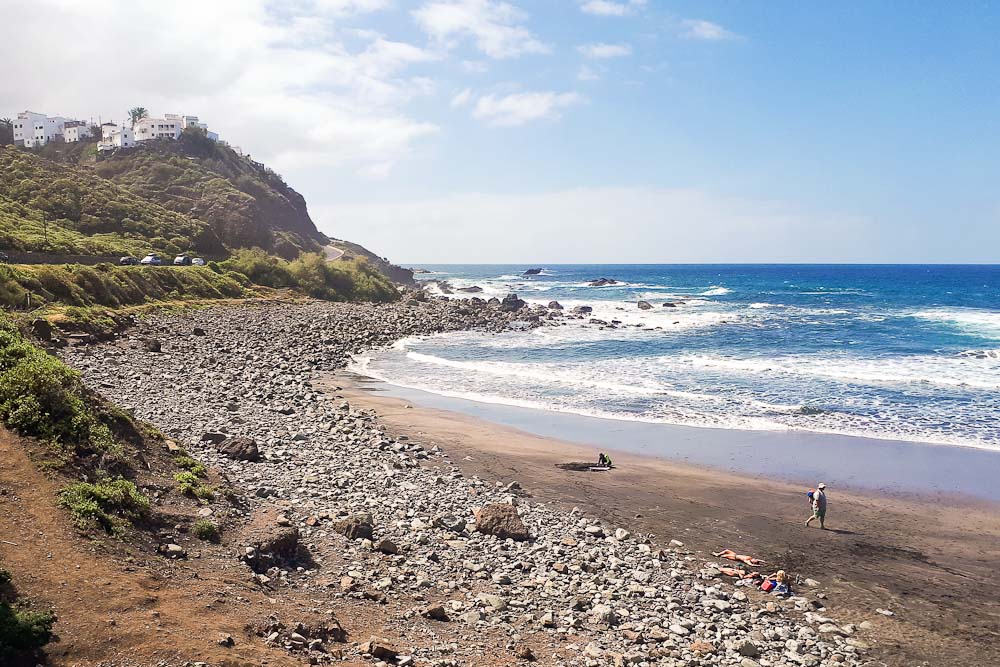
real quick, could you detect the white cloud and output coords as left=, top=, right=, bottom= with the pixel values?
left=450, top=88, right=474, bottom=107
left=412, top=0, right=550, bottom=59
left=577, top=42, right=632, bottom=59
left=577, top=65, right=601, bottom=82
left=472, top=91, right=583, bottom=126
left=579, top=0, right=646, bottom=17
left=680, top=19, right=737, bottom=41
left=461, top=60, right=490, bottom=73
left=317, top=187, right=873, bottom=263
left=0, top=0, right=439, bottom=175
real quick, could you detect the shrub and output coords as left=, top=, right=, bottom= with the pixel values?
left=217, top=247, right=292, bottom=288
left=173, top=455, right=207, bottom=477
left=174, top=472, right=214, bottom=500
left=0, top=568, right=10, bottom=587
left=0, top=603, right=56, bottom=655
left=58, top=478, right=150, bottom=534
left=192, top=519, right=220, bottom=542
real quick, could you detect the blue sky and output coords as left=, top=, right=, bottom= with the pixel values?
left=2, top=1, right=999, bottom=262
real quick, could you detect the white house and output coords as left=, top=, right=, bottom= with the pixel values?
left=63, top=120, right=92, bottom=143
left=134, top=113, right=219, bottom=143
left=97, top=122, right=134, bottom=151
left=12, top=110, right=68, bottom=147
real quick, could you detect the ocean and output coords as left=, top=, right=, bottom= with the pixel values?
left=351, top=265, right=1000, bottom=452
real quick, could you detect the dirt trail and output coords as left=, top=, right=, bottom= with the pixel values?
left=0, top=430, right=309, bottom=667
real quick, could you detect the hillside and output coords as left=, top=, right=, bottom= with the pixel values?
left=0, top=132, right=328, bottom=259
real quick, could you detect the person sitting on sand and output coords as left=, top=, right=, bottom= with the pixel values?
left=805, top=482, right=828, bottom=529
left=762, top=569, right=791, bottom=595
left=597, top=452, right=613, bottom=467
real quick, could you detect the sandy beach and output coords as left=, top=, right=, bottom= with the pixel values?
left=335, top=371, right=1000, bottom=667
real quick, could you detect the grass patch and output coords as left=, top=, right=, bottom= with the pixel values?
left=57, top=478, right=150, bottom=534
left=174, top=471, right=214, bottom=500
left=172, top=455, right=207, bottom=478
left=192, top=520, right=221, bottom=543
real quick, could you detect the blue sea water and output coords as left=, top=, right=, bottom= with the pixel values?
left=353, top=265, right=1000, bottom=451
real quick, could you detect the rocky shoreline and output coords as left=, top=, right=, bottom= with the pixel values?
left=59, top=296, right=874, bottom=667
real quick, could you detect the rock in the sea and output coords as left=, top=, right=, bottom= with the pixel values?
left=334, top=513, right=375, bottom=540
left=662, top=302, right=677, bottom=308
left=456, top=286, right=483, bottom=293
left=218, top=436, right=261, bottom=462
left=500, top=293, right=526, bottom=312
left=637, top=300, right=652, bottom=310
left=475, top=503, right=529, bottom=541
left=523, top=268, right=543, bottom=275
left=588, top=278, right=618, bottom=287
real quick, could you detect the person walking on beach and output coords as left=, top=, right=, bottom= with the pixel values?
left=805, top=483, right=828, bottom=529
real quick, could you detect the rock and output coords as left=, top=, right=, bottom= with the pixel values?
left=516, top=645, right=536, bottom=661
left=200, top=432, right=228, bottom=445
left=217, top=634, right=235, bottom=647
left=876, top=607, right=894, bottom=616
left=192, top=327, right=206, bottom=336
left=158, top=543, right=186, bottom=559
left=572, top=305, right=593, bottom=314
left=588, top=278, right=618, bottom=287
left=689, top=640, right=715, bottom=655
left=523, top=268, right=543, bottom=275
left=217, top=436, right=261, bottom=462
left=475, top=504, right=529, bottom=541
left=432, top=514, right=466, bottom=533
left=500, top=293, right=527, bottom=312
left=143, top=338, right=162, bottom=353
left=662, top=302, right=676, bottom=308
left=590, top=603, right=618, bottom=626
left=637, top=300, right=652, bottom=310
left=241, top=508, right=300, bottom=572
left=738, top=640, right=760, bottom=657
left=362, top=637, right=398, bottom=661
left=547, top=301, right=563, bottom=310
left=421, top=604, right=449, bottom=621
left=30, top=318, right=53, bottom=341
left=333, top=513, right=375, bottom=540
left=375, top=538, right=399, bottom=555
left=456, top=286, right=483, bottom=293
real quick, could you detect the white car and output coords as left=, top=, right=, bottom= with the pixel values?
left=140, top=253, right=162, bottom=265
left=191, top=257, right=206, bottom=266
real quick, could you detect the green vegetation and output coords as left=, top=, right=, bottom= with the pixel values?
left=0, top=146, right=223, bottom=256
left=0, top=313, right=118, bottom=458
left=57, top=477, right=150, bottom=534
left=175, top=471, right=214, bottom=500
left=217, top=249, right=398, bottom=302
left=0, top=602, right=56, bottom=656
left=0, top=263, right=245, bottom=311
left=192, top=519, right=221, bottom=543
left=173, top=455, right=206, bottom=478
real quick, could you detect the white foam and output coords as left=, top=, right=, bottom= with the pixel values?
left=912, top=308, right=1000, bottom=340
left=701, top=286, right=731, bottom=296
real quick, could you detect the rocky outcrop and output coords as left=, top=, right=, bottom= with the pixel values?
left=638, top=300, right=652, bottom=310
left=500, top=293, right=526, bottom=312
left=547, top=301, right=563, bottom=310
left=572, top=305, right=593, bottom=314
left=523, top=268, right=543, bottom=275
left=588, top=278, right=618, bottom=287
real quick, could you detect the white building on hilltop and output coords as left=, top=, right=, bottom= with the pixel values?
left=63, top=120, right=92, bottom=143
left=97, top=122, right=134, bottom=151
left=12, top=110, right=69, bottom=147
left=134, top=113, right=219, bottom=143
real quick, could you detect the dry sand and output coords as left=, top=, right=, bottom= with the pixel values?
left=334, top=372, right=1000, bottom=667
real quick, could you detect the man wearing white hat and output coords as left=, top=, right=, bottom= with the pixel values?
left=805, top=483, right=828, bottom=529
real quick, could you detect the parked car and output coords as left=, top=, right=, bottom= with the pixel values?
left=173, top=255, right=192, bottom=266
left=191, top=257, right=206, bottom=266
left=140, top=253, right=162, bottom=265
left=119, top=256, right=139, bottom=265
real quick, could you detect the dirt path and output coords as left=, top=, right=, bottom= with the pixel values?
left=336, top=374, right=1000, bottom=667
left=0, top=430, right=310, bottom=667
left=324, top=245, right=345, bottom=262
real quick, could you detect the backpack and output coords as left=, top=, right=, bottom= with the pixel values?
left=807, top=490, right=815, bottom=501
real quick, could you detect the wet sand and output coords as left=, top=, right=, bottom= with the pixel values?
left=329, top=372, right=1000, bottom=667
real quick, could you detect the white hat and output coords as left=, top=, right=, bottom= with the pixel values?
left=817, top=482, right=826, bottom=489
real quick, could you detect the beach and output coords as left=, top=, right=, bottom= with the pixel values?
left=335, top=371, right=1000, bottom=666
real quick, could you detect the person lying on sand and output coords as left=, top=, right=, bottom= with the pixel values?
left=712, top=549, right=766, bottom=566
left=717, top=566, right=760, bottom=579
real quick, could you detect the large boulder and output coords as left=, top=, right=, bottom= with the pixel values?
left=218, top=436, right=261, bottom=462
left=333, top=513, right=375, bottom=540
left=475, top=504, right=530, bottom=541
left=523, top=268, right=543, bottom=275
left=588, top=278, right=618, bottom=287
left=637, top=300, right=652, bottom=310
left=547, top=301, right=563, bottom=310
left=242, top=508, right=300, bottom=573
left=572, top=305, right=593, bottom=314
left=500, top=293, right=526, bottom=312
left=30, top=318, right=53, bottom=341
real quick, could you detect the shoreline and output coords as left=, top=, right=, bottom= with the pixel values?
left=332, top=369, right=1000, bottom=667
left=340, top=370, right=1000, bottom=503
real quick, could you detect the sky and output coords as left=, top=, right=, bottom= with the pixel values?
left=1, top=0, right=999, bottom=263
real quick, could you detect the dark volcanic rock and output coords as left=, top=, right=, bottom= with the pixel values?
left=523, top=268, right=543, bottom=275
left=588, top=278, right=618, bottom=287
left=500, top=293, right=527, bottom=312
left=547, top=301, right=563, bottom=310
left=572, top=305, right=593, bottom=314
left=143, top=338, right=162, bottom=352
left=637, top=300, right=652, bottom=310
left=218, top=436, right=261, bottom=462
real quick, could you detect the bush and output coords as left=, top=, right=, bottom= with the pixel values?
left=58, top=477, right=150, bottom=534
left=173, top=455, right=206, bottom=478
left=192, top=519, right=221, bottom=542
left=0, top=314, right=116, bottom=454
left=0, top=603, right=56, bottom=655
left=217, top=247, right=292, bottom=288
left=174, top=471, right=214, bottom=500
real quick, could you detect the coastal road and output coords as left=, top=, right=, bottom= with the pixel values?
left=323, top=244, right=345, bottom=262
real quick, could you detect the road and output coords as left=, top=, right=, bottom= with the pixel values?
left=323, top=245, right=345, bottom=262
